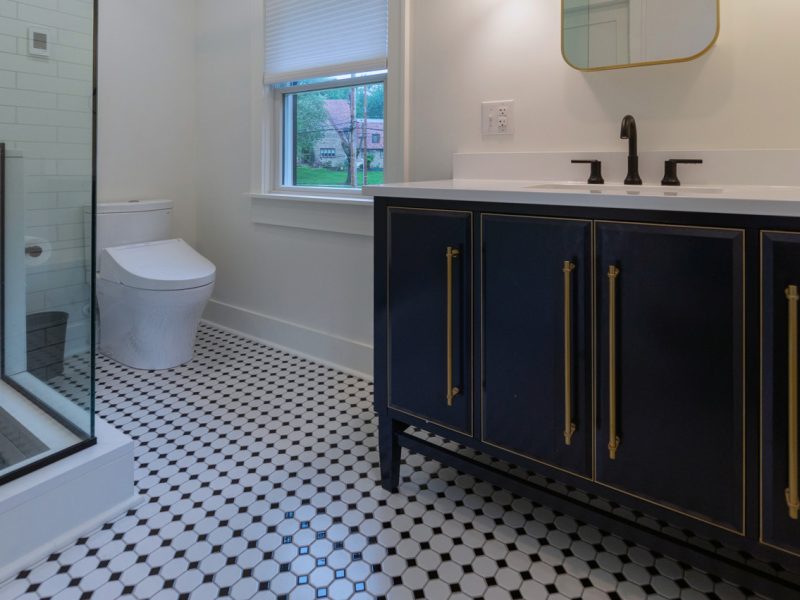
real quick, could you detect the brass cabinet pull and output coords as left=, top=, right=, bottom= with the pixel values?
left=608, top=265, right=621, bottom=460
left=786, top=284, right=800, bottom=519
left=563, top=261, right=577, bottom=445
left=446, top=246, right=461, bottom=407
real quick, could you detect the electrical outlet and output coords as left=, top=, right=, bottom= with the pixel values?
left=482, top=100, right=514, bottom=135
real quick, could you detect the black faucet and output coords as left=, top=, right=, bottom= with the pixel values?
left=661, top=159, right=703, bottom=186
left=571, top=159, right=604, bottom=184
left=620, top=115, right=642, bottom=185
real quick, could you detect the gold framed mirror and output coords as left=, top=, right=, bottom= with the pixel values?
left=562, top=0, right=719, bottom=71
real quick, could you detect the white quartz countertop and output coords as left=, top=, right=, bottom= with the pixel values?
left=364, top=179, right=800, bottom=218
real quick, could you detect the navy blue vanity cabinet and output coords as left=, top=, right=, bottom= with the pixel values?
left=481, top=215, right=592, bottom=476
left=595, top=222, right=745, bottom=532
left=386, top=208, right=472, bottom=435
left=762, top=231, right=800, bottom=556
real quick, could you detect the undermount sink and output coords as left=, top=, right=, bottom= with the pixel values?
left=528, top=183, right=725, bottom=196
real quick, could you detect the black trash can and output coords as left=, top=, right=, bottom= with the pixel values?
left=26, top=311, right=69, bottom=381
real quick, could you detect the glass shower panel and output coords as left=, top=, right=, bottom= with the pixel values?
left=0, top=0, right=95, bottom=484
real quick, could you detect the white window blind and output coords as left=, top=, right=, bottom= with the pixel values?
left=264, top=0, right=388, bottom=85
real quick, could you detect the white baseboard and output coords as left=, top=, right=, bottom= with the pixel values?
left=203, top=299, right=374, bottom=379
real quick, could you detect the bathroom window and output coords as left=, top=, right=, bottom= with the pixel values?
left=264, top=0, right=388, bottom=193
left=276, top=74, right=386, bottom=189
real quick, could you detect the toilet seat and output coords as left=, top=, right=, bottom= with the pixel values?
left=99, top=239, right=216, bottom=291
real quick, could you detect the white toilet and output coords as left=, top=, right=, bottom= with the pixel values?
left=95, top=200, right=215, bottom=370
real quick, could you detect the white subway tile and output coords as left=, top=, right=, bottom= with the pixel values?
left=56, top=92, right=89, bottom=111
left=57, top=60, right=90, bottom=81
left=57, top=0, right=91, bottom=19
left=47, top=234, right=87, bottom=247
left=25, top=192, right=58, bottom=209
left=18, top=70, right=89, bottom=95
left=17, top=0, right=59, bottom=11
left=0, top=50, right=59, bottom=77
left=22, top=157, right=55, bottom=177
left=25, top=172, right=90, bottom=193
left=0, top=122, right=57, bottom=142
left=0, top=87, right=57, bottom=108
left=26, top=266, right=84, bottom=292
left=0, top=1, right=17, bottom=18
left=51, top=41, right=91, bottom=65
left=44, top=158, right=58, bottom=174
left=28, top=206, right=82, bottom=227
left=26, top=291, right=46, bottom=312
left=55, top=28, right=90, bottom=50
left=46, top=285, right=89, bottom=309
left=27, top=206, right=80, bottom=226
left=0, top=103, right=14, bottom=122
left=56, top=221, right=84, bottom=240
left=43, top=245, right=85, bottom=268
left=25, top=224, right=57, bottom=239
left=0, top=31, right=15, bottom=52
left=16, top=140, right=90, bottom=159
left=57, top=125, right=88, bottom=143
left=56, top=190, right=90, bottom=208
left=0, top=67, right=14, bottom=86
left=17, top=105, right=90, bottom=126
left=56, top=157, right=89, bottom=175
left=18, top=4, right=90, bottom=34
left=0, top=15, right=27, bottom=38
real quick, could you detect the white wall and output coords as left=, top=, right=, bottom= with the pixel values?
left=194, top=0, right=374, bottom=376
left=408, top=0, right=800, bottom=181
left=96, top=0, right=197, bottom=244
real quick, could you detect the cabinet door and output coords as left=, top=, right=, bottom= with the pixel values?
left=482, top=215, right=592, bottom=476
left=596, top=222, right=744, bottom=532
left=762, top=231, right=800, bottom=555
left=387, top=208, right=472, bottom=434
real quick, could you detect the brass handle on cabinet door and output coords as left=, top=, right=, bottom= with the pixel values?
left=607, top=265, right=621, bottom=460
left=563, top=261, right=577, bottom=445
left=446, top=246, right=461, bottom=407
left=786, top=284, right=799, bottom=520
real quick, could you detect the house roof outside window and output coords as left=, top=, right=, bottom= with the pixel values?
left=324, top=99, right=384, bottom=150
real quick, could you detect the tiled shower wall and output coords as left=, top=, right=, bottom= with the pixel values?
left=0, top=0, right=93, bottom=355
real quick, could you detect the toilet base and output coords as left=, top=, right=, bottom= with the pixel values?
left=97, top=279, right=214, bottom=370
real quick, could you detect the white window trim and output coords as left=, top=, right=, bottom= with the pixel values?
left=250, top=192, right=374, bottom=237
left=250, top=0, right=409, bottom=233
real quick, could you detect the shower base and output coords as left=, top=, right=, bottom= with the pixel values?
left=0, top=407, right=48, bottom=470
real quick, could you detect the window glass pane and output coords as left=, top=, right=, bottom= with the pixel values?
left=284, top=81, right=385, bottom=188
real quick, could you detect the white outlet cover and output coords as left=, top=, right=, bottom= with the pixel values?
left=482, top=100, right=515, bottom=136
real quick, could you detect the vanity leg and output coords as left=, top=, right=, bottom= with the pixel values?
left=378, top=417, right=406, bottom=492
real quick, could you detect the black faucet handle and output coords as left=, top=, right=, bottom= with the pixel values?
left=661, top=159, right=703, bottom=186
left=572, top=160, right=604, bottom=185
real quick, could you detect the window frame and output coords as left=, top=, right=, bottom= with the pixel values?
left=270, top=71, right=387, bottom=198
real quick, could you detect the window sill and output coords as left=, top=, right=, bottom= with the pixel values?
left=249, top=192, right=374, bottom=237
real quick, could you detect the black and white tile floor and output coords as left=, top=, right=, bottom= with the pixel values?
left=0, top=324, right=770, bottom=600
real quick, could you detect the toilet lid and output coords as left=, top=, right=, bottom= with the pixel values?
left=100, top=239, right=216, bottom=291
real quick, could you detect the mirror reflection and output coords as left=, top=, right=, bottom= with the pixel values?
left=563, top=0, right=719, bottom=71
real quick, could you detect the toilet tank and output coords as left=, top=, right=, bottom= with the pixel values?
left=94, top=199, right=173, bottom=265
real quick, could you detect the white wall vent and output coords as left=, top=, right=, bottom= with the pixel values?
left=28, top=27, right=52, bottom=58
